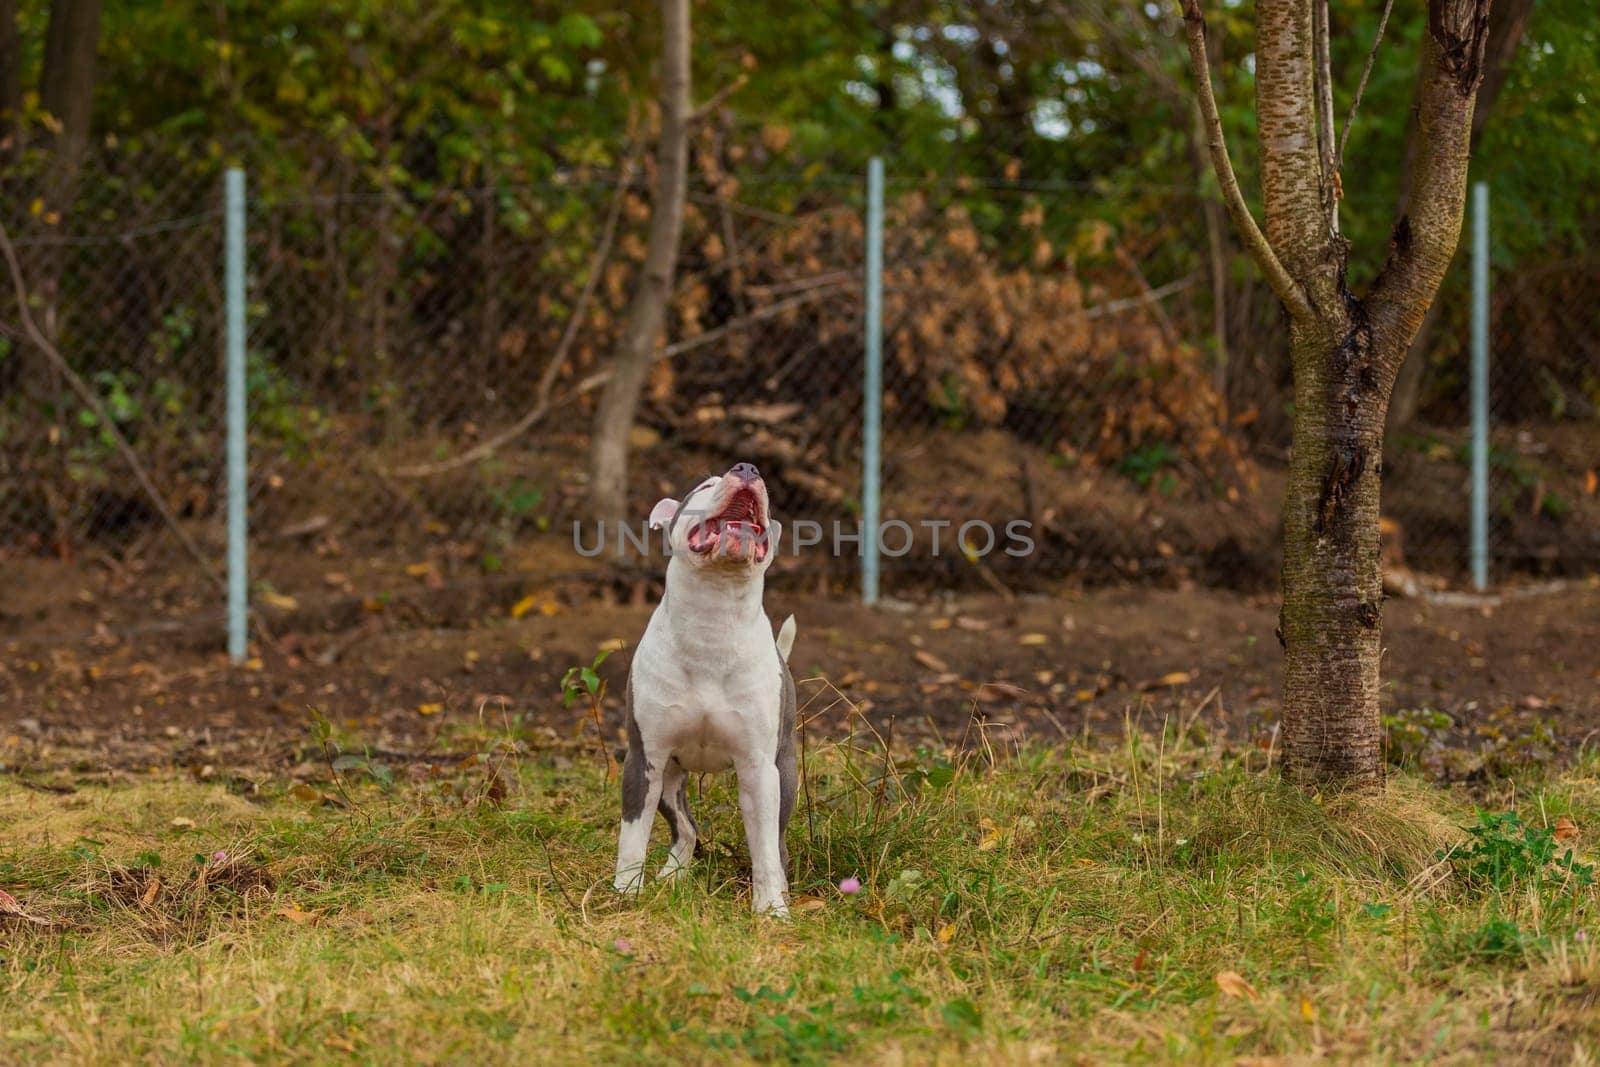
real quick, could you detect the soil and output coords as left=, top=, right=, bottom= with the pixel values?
left=3, top=550, right=1596, bottom=784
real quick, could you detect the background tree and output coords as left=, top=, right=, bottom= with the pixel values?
left=1181, top=0, right=1494, bottom=785
left=588, top=0, right=690, bottom=525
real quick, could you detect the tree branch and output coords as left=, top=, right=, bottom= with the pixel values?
left=1252, top=0, right=1328, bottom=289
left=0, top=217, right=224, bottom=592
left=1179, top=0, right=1314, bottom=320
left=1312, top=0, right=1339, bottom=232
left=1367, top=0, right=1490, bottom=378
left=689, top=73, right=748, bottom=123
left=1334, top=0, right=1396, bottom=174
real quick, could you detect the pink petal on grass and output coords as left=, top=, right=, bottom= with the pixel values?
left=213, top=851, right=228, bottom=863
left=613, top=938, right=634, bottom=954
left=838, top=877, right=861, bottom=895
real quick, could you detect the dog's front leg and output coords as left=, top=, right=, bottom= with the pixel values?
left=614, top=743, right=664, bottom=894
left=736, top=758, right=789, bottom=916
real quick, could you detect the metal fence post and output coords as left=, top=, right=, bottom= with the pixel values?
left=1470, top=180, right=1489, bottom=592
left=225, top=168, right=249, bottom=661
left=862, top=157, right=884, bottom=605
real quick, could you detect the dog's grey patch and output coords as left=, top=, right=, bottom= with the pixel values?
left=658, top=764, right=695, bottom=847
left=620, top=675, right=652, bottom=823
left=775, top=658, right=798, bottom=871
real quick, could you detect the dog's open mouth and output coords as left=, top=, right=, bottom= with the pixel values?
left=686, top=487, right=769, bottom=562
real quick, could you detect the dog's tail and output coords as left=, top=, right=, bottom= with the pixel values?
left=775, top=614, right=797, bottom=662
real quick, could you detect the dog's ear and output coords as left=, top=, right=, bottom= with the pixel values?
left=647, top=497, right=680, bottom=530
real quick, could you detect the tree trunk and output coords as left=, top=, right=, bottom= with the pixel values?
left=0, top=0, right=21, bottom=138
left=589, top=0, right=690, bottom=525
left=1182, top=0, right=1488, bottom=788
left=35, top=0, right=102, bottom=365
left=39, top=0, right=101, bottom=206
left=1279, top=315, right=1388, bottom=786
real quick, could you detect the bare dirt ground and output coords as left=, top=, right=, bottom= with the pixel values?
left=3, top=554, right=1596, bottom=784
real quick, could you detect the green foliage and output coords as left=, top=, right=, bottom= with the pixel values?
left=1444, top=811, right=1594, bottom=896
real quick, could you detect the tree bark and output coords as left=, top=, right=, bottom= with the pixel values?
left=1183, top=0, right=1489, bottom=787
left=1387, top=0, right=1530, bottom=431
left=1279, top=315, right=1388, bottom=784
left=589, top=0, right=690, bottom=524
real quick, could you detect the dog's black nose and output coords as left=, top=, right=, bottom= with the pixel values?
left=729, top=462, right=760, bottom=482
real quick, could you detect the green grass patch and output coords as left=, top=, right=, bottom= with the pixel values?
left=2, top=728, right=1597, bottom=1064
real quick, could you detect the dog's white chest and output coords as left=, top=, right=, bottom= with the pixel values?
left=631, top=612, right=782, bottom=773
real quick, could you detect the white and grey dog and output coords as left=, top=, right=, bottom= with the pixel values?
left=613, top=461, right=798, bottom=916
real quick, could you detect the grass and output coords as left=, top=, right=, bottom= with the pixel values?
left=1, top=713, right=1597, bottom=1065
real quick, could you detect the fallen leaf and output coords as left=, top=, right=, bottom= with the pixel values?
left=510, top=594, right=539, bottom=620
left=170, top=817, right=196, bottom=829
left=275, top=904, right=319, bottom=925
left=914, top=650, right=950, bottom=673
left=1074, top=689, right=1096, bottom=702
left=1018, top=633, right=1048, bottom=646
left=417, top=702, right=443, bottom=716
left=260, top=591, right=299, bottom=611
left=977, top=817, right=1003, bottom=852
left=405, top=562, right=435, bottom=577
left=1300, top=996, right=1317, bottom=1023
left=1139, top=671, right=1193, bottom=691
left=141, top=879, right=161, bottom=907
left=791, top=895, right=826, bottom=912
left=928, top=617, right=952, bottom=630
left=937, top=922, right=956, bottom=944
left=290, top=783, right=323, bottom=803
left=1215, top=971, right=1259, bottom=1001
left=1586, top=469, right=1597, bottom=496
left=954, top=616, right=992, bottom=631
left=599, top=638, right=626, bottom=652
left=1554, top=817, right=1580, bottom=843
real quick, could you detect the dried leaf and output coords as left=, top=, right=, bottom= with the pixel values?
left=1554, top=817, right=1580, bottom=843
left=417, top=702, right=443, bottom=716
left=913, top=650, right=950, bottom=673
left=1215, top=971, right=1259, bottom=1001
left=510, top=595, right=538, bottom=620
left=1139, top=671, right=1193, bottom=691
left=1018, top=633, right=1049, bottom=646
left=1300, top=995, right=1318, bottom=1023
left=937, top=922, right=956, bottom=944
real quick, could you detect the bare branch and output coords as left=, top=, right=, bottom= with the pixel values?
left=0, top=217, right=224, bottom=592
left=1312, top=0, right=1339, bottom=231
left=1178, top=0, right=1314, bottom=320
left=690, top=73, right=749, bottom=123
left=1334, top=0, right=1397, bottom=173
left=389, top=139, right=642, bottom=479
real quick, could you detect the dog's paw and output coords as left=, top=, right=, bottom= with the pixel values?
left=752, top=897, right=790, bottom=919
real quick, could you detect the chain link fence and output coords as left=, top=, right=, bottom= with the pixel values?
left=2, top=144, right=1597, bottom=650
